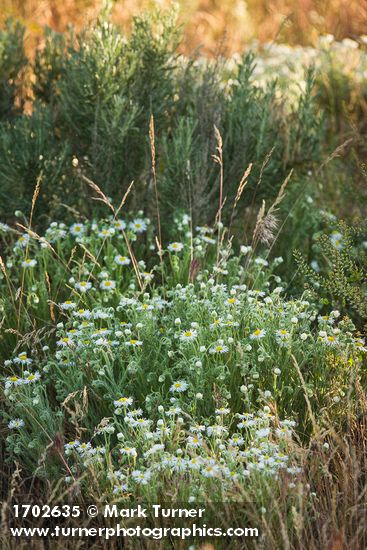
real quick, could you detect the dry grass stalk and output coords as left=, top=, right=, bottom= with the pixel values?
left=228, top=162, right=253, bottom=238
left=116, top=180, right=134, bottom=216
left=149, top=115, right=162, bottom=248
left=78, top=171, right=143, bottom=292
left=212, top=125, right=224, bottom=266
left=16, top=178, right=43, bottom=330
left=267, top=168, right=293, bottom=218
left=44, top=271, right=55, bottom=321
left=122, top=229, right=143, bottom=291
left=252, top=169, right=293, bottom=248
left=234, top=163, right=253, bottom=208
left=317, top=137, right=354, bottom=174
left=243, top=147, right=275, bottom=242
left=150, top=115, right=165, bottom=288
left=251, top=199, right=266, bottom=248
left=29, top=174, right=42, bottom=228
left=80, top=173, right=115, bottom=214
left=291, top=354, right=319, bottom=435
left=77, top=243, right=102, bottom=269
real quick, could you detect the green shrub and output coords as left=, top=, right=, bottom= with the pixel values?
left=0, top=104, right=72, bottom=222
left=0, top=19, right=27, bottom=120
left=0, top=9, right=324, bottom=234
left=294, top=219, right=367, bottom=327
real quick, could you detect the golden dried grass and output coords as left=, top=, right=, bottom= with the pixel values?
left=1, top=0, right=367, bottom=57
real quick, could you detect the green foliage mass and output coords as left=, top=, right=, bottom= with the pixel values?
left=0, top=10, right=324, bottom=235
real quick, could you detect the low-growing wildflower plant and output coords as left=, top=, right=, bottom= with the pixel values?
left=0, top=212, right=365, bottom=502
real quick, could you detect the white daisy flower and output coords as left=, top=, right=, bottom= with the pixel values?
left=98, top=228, right=115, bottom=238
left=125, top=339, right=143, bottom=347
left=228, top=436, right=244, bottom=446
left=196, top=226, right=212, bottom=235
left=75, top=281, right=92, bottom=293
left=330, top=231, right=343, bottom=250
left=275, top=329, right=290, bottom=344
left=137, top=303, right=154, bottom=311
left=250, top=329, right=266, bottom=340
left=13, top=352, right=32, bottom=366
left=114, top=219, right=126, bottom=231
left=201, top=235, right=216, bottom=244
left=21, top=258, right=37, bottom=268
left=187, top=435, right=202, bottom=448
left=77, top=442, right=92, bottom=455
left=57, top=336, right=74, bottom=347
left=131, top=469, right=151, bottom=484
left=168, top=242, right=184, bottom=252
left=254, top=258, right=269, bottom=266
left=8, top=418, right=25, bottom=429
left=209, top=344, right=229, bottom=354
left=100, top=280, right=116, bottom=291
left=70, top=223, right=85, bottom=236
left=64, top=440, right=80, bottom=450
left=250, top=289, right=266, bottom=298
left=170, top=380, right=189, bottom=393
left=73, top=308, right=92, bottom=319
left=133, top=418, right=151, bottom=428
left=354, top=338, right=367, bottom=352
left=255, top=428, right=271, bottom=438
left=114, top=397, right=133, bottom=408
left=240, top=245, right=252, bottom=255
left=215, top=407, right=230, bottom=415
left=201, top=463, right=220, bottom=478
left=180, top=329, right=198, bottom=342
left=15, top=234, right=30, bottom=248
left=141, top=272, right=154, bottom=282
left=115, top=255, right=131, bottom=266
left=23, top=372, right=41, bottom=384
left=60, top=300, right=76, bottom=310
left=120, top=447, right=137, bottom=457
left=322, top=334, right=338, bottom=346
left=5, top=376, right=23, bottom=389
left=129, top=219, right=147, bottom=233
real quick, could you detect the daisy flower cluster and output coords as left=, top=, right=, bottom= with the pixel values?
left=1, top=212, right=365, bottom=502
left=224, top=35, right=367, bottom=106
left=63, top=401, right=301, bottom=500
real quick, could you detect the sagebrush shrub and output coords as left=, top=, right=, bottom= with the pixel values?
left=0, top=10, right=324, bottom=237
left=0, top=19, right=27, bottom=120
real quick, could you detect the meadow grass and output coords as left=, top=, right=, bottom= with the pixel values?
left=0, top=5, right=367, bottom=549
